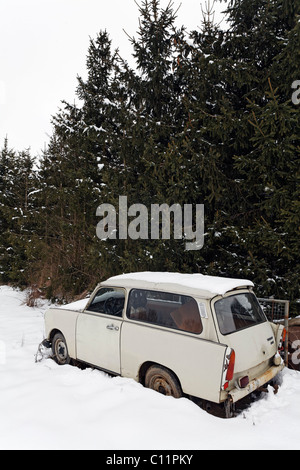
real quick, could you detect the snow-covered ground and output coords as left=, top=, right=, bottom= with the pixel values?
left=0, top=285, right=299, bottom=450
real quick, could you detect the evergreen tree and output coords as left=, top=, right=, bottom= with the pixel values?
left=35, top=115, right=104, bottom=297
left=0, top=139, right=37, bottom=284
left=109, top=0, right=191, bottom=272
left=219, top=0, right=300, bottom=304
left=33, top=31, right=127, bottom=296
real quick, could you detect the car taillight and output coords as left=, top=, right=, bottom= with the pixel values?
left=222, top=348, right=235, bottom=390
left=278, top=327, right=287, bottom=352
left=282, top=327, right=287, bottom=343
left=226, top=349, right=235, bottom=381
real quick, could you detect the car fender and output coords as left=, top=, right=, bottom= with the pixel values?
left=44, top=307, right=80, bottom=359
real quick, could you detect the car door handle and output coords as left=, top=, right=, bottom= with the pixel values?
left=106, top=324, right=119, bottom=331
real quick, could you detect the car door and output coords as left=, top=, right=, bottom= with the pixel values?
left=76, top=287, right=125, bottom=374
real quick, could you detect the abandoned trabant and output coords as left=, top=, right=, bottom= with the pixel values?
left=42, top=272, right=285, bottom=416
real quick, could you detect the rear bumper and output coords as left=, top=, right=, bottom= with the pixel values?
left=229, top=362, right=285, bottom=403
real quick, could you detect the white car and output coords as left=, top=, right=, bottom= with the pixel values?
left=42, top=272, right=285, bottom=417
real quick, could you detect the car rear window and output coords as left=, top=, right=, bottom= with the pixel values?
left=127, top=289, right=203, bottom=334
left=214, top=292, right=266, bottom=335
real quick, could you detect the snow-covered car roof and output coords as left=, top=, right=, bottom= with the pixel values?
left=102, top=272, right=254, bottom=299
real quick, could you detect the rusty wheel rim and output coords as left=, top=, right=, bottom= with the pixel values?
left=150, top=375, right=173, bottom=396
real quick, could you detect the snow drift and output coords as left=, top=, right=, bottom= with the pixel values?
left=0, top=285, right=299, bottom=450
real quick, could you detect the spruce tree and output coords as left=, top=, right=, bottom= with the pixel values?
left=220, top=0, right=300, bottom=304
left=34, top=31, right=127, bottom=295
left=111, top=0, right=190, bottom=272
left=0, top=140, right=37, bottom=284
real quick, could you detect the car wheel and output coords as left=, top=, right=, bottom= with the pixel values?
left=52, top=333, right=71, bottom=365
left=145, top=365, right=182, bottom=398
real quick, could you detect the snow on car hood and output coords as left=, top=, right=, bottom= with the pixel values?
left=58, top=298, right=89, bottom=311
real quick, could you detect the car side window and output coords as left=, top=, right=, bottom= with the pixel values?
left=86, top=287, right=125, bottom=317
left=126, top=289, right=202, bottom=334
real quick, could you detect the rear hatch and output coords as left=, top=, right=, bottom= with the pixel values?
left=212, top=290, right=278, bottom=385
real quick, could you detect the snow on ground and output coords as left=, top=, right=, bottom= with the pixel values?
left=0, top=285, right=299, bottom=450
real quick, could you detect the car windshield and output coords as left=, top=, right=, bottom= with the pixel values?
left=86, top=288, right=125, bottom=316
left=214, top=292, right=266, bottom=335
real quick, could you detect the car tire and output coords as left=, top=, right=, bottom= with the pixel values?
left=145, top=365, right=182, bottom=398
left=52, top=333, right=71, bottom=365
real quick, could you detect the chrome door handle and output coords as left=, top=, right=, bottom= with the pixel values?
left=106, top=324, right=119, bottom=331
